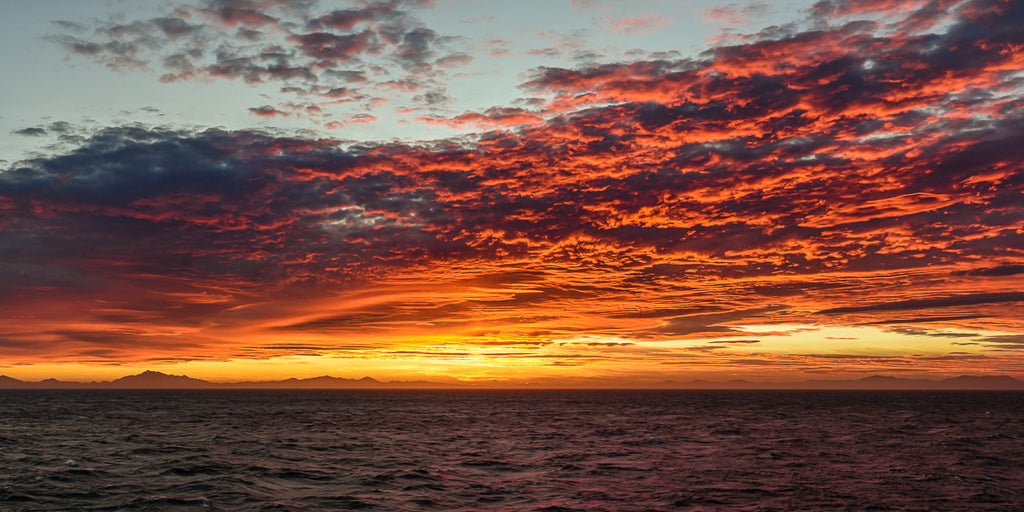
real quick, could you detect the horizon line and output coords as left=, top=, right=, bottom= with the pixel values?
left=2, top=370, right=1023, bottom=391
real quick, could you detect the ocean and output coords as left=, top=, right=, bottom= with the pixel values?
left=0, top=390, right=1021, bottom=511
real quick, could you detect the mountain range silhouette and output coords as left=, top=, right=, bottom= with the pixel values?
left=0, top=371, right=1022, bottom=389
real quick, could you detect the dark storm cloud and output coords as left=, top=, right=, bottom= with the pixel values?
left=0, top=126, right=515, bottom=301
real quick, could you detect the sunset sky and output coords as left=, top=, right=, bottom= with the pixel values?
left=1, top=0, right=1023, bottom=385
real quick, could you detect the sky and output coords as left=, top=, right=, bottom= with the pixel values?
left=1, top=0, right=1023, bottom=385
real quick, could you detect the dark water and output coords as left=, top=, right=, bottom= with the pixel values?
left=1, top=390, right=1022, bottom=511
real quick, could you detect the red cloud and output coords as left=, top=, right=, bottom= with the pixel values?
left=325, top=114, right=378, bottom=129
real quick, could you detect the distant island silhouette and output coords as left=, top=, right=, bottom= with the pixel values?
left=0, top=370, right=456, bottom=389
left=1, top=371, right=1023, bottom=390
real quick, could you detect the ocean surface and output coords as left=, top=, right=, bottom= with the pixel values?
left=1, top=390, right=1022, bottom=511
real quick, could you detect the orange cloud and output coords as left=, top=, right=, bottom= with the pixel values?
left=4, top=0, right=1024, bottom=383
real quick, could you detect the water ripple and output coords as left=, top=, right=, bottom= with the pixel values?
left=0, top=390, right=1022, bottom=511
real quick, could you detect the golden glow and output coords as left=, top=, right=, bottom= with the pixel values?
left=3, top=323, right=1019, bottom=385
left=2, top=0, right=1024, bottom=386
